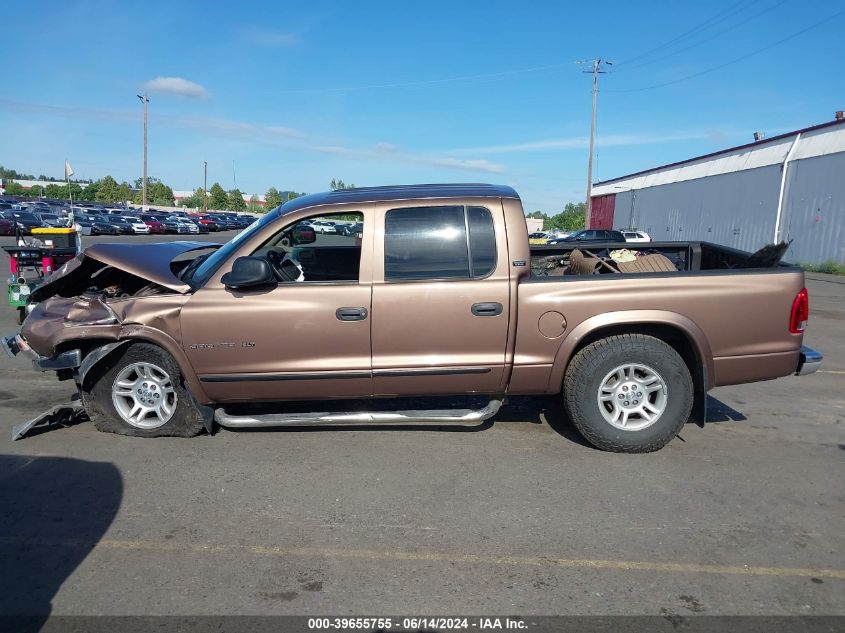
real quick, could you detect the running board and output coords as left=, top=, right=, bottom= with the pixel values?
left=214, top=398, right=502, bottom=428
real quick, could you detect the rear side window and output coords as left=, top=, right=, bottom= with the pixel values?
left=384, top=205, right=496, bottom=281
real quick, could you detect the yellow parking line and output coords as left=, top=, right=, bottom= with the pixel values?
left=818, top=370, right=845, bottom=375
left=3, top=536, right=843, bottom=580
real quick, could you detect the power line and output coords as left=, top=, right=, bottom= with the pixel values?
left=614, top=0, right=790, bottom=73
left=613, top=0, right=762, bottom=68
left=605, top=8, right=845, bottom=93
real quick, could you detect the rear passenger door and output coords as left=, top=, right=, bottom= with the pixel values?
left=370, top=201, right=510, bottom=396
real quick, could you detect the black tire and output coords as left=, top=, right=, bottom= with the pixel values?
left=81, top=342, right=206, bottom=438
left=562, top=334, right=693, bottom=453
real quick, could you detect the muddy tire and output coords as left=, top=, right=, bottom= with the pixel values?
left=562, top=334, right=693, bottom=453
left=81, top=342, right=206, bottom=438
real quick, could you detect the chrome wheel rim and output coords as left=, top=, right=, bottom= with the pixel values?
left=111, top=362, right=177, bottom=429
left=597, top=363, right=667, bottom=431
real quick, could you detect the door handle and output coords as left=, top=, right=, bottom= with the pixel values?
left=336, top=307, right=368, bottom=321
left=471, top=302, right=503, bottom=317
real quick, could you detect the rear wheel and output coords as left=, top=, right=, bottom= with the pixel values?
left=562, top=334, right=693, bottom=453
left=82, top=343, right=206, bottom=438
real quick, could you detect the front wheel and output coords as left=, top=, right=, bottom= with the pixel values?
left=82, top=342, right=207, bottom=438
left=562, top=334, right=693, bottom=453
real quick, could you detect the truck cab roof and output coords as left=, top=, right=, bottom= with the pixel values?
left=280, top=183, right=520, bottom=214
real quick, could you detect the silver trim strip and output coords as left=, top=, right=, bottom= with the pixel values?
left=215, top=398, right=502, bottom=428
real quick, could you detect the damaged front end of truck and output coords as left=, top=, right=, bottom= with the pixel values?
left=2, top=241, right=219, bottom=439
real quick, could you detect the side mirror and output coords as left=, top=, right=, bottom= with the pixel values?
left=292, top=225, right=316, bottom=245
left=221, top=256, right=276, bottom=290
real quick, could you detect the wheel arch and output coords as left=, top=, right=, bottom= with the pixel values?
left=548, top=311, right=712, bottom=426
left=71, top=329, right=210, bottom=405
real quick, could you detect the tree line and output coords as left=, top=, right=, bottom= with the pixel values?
left=526, top=202, right=587, bottom=232
left=3, top=175, right=174, bottom=206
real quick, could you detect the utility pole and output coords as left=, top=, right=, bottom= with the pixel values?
left=581, top=58, right=611, bottom=229
left=203, top=161, right=208, bottom=213
left=232, top=160, right=237, bottom=190
left=137, top=93, right=149, bottom=208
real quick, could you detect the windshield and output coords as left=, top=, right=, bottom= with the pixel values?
left=187, top=209, right=279, bottom=288
left=13, top=212, right=39, bottom=222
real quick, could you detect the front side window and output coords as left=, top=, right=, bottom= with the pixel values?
left=252, top=212, right=364, bottom=283
left=384, top=205, right=496, bottom=281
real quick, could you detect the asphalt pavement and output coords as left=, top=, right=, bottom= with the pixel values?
left=0, top=233, right=842, bottom=617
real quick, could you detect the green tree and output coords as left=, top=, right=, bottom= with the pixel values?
left=148, top=181, right=175, bottom=206
left=208, top=182, right=228, bottom=210
left=3, top=181, right=25, bottom=195
left=264, top=187, right=282, bottom=210
left=227, top=188, right=246, bottom=212
left=180, top=187, right=206, bottom=209
left=287, top=191, right=304, bottom=201
left=329, top=179, right=355, bottom=191
left=96, top=175, right=120, bottom=203
left=44, top=184, right=66, bottom=198
left=117, top=182, right=133, bottom=203
left=547, top=202, right=587, bottom=232
left=79, top=181, right=99, bottom=201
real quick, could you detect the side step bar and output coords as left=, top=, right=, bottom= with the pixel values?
left=214, top=398, right=503, bottom=428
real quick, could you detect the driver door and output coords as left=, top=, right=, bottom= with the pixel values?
left=180, top=207, right=373, bottom=403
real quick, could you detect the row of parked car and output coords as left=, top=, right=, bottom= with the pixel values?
left=0, top=197, right=256, bottom=237
left=306, top=219, right=364, bottom=236
left=528, top=229, right=653, bottom=245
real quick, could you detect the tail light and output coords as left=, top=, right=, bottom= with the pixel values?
left=789, top=288, right=809, bottom=334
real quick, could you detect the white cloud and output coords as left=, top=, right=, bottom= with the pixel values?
left=425, top=157, right=505, bottom=173
left=143, top=76, right=208, bottom=100
left=241, top=27, right=299, bottom=47
left=447, top=131, right=712, bottom=155
left=0, top=98, right=505, bottom=174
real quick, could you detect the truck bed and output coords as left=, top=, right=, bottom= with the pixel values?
left=529, top=240, right=793, bottom=278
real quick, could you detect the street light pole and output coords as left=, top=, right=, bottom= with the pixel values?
left=203, top=161, right=208, bottom=213
left=137, top=94, right=149, bottom=208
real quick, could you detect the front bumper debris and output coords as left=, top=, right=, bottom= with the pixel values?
left=12, top=399, right=86, bottom=441
left=3, top=333, right=81, bottom=372
left=795, top=345, right=823, bottom=376
left=3, top=333, right=34, bottom=359
left=34, top=348, right=82, bottom=372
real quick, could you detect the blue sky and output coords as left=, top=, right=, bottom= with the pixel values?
left=1, top=0, right=842, bottom=212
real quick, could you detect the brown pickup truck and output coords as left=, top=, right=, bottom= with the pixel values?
left=3, top=184, right=822, bottom=452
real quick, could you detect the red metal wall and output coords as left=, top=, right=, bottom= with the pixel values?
left=589, top=194, right=616, bottom=229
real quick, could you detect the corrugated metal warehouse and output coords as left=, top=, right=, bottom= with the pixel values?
left=590, top=116, right=845, bottom=264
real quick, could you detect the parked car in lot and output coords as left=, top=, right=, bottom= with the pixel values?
left=34, top=213, right=66, bottom=228
left=4, top=184, right=822, bottom=453
left=205, top=214, right=240, bottom=231
left=212, top=213, right=252, bottom=229
left=77, top=214, right=119, bottom=235
left=104, top=216, right=137, bottom=235
left=0, top=216, right=14, bottom=236
left=528, top=231, right=550, bottom=244
left=188, top=214, right=220, bottom=232
left=336, top=222, right=364, bottom=237
left=139, top=215, right=166, bottom=234
left=165, top=215, right=200, bottom=234
left=3, top=211, right=43, bottom=234
left=622, top=230, right=652, bottom=243
left=547, top=229, right=627, bottom=245
left=121, top=216, right=152, bottom=235
left=310, top=219, right=337, bottom=234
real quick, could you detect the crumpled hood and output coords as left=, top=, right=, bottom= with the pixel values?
left=32, top=241, right=217, bottom=299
